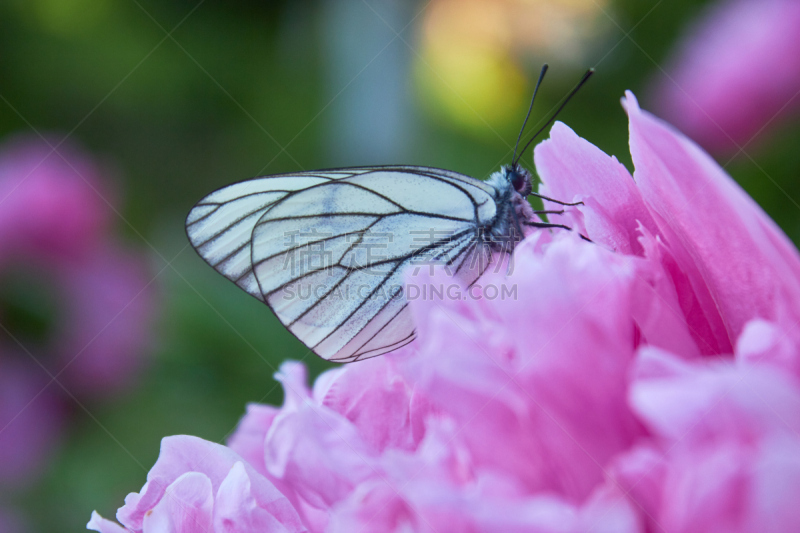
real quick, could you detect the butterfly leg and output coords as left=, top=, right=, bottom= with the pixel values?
left=529, top=192, right=584, bottom=207
left=522, top=221, right=593, bottom=243
left=510, top=206, right=525, bottom=243
left=522, top=221, right=572, bottom=231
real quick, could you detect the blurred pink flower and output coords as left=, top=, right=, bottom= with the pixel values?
left=0, top=135, right=156, bottom=486
left=89, top=93, right=800, bottom=532
left=0, top=135, right=112, bottom=263
left=56, top=247, right=155, bottom=396
left=651, top=0, right=800, bottom=155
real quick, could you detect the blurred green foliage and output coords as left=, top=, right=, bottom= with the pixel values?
left=1, top=0, right=798, bottom=530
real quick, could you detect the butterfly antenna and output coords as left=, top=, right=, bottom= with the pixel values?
left=512, top=64, right=548, bottom=164
left=513, top=68, right=594, bottom=166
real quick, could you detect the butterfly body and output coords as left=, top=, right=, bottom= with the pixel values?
left=484, top=163, right=536, bottom=251
left=186, top=163, right=542, bottom=363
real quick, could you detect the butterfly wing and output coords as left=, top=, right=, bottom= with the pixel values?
left=186, top=166, right=498, bottom=362
left=186, top=171, right=356, bottom=301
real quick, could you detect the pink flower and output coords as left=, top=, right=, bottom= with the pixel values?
left=651, top=0, right=800, bottom=154
left=89, top=92, right=800, bottom=531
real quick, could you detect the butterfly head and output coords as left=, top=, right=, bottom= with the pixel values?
left=503, top=163, right=532, bottom=197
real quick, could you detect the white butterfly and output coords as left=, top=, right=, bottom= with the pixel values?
left=186, top=66, right=592, bottom=363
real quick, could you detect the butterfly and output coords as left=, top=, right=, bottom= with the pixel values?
left=186, top=66, right=592, bottom=363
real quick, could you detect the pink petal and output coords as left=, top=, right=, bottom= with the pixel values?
left=264, top=365, right=378, bottom=509
left=502, top=237, right=644, bottom=498
left=117, top=480, right=166, bottom=532
left=87, top=511, right=130, bottom=533
left=534, top=121, right=657, bottom=255
left=272, top=362, right=310, bottom=411
left=402, top=235, right=643, bottom=501
left=736, top=319, right=800, bottom=379
left=660, top=441, right=753, bottom=533
left=315, top=355, right=430, bottom=453
left=623, top=345, right=800, bottom=532
left=227, top=403, right=280, bottom=477
left=630, top=346, right=800, bottom=444
left=624, top=91, right=800, bottom=353
left=229, top=363, right=394, bottom=529
left=637, top=435, right=800, bottom=533
left=534, top=118, right=702, bottom=357
left=610, top=444, right=667, bottom=526
left=213, top=462, right=293, bottom=533
left=577, top=484, right=643, bottom=533
left=116, top=436, right=303, bottom=532
left=330, top=472, right=641, bottom=533
left=630, top=226, right=701, bottom=357
left=750, top=436, right=800, bottom=532
left=142, top=472, right=213, bottom=533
